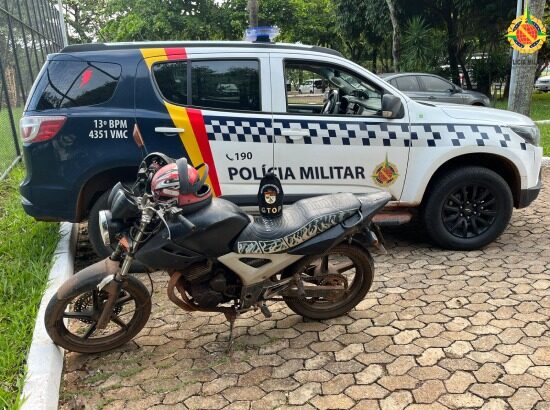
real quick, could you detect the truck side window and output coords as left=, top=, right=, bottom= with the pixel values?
left=285, top=61, right=383, bottom=117
left=153, top=61, right=188, bottom=105
left=29, top=61, right=121, bottom=111
left=191, top=60, right=261, bottom=111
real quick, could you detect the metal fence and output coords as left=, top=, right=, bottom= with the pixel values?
left=0, top=0, right=66, bottom=179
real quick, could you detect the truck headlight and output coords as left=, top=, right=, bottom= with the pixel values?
left=510, top=125, right=540, bottom=146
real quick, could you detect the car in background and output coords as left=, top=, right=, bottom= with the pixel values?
left=380, top=73, right=491, bottom=106
left=535, top=76, right=550, bottom=92
left=299, top=78, right=324, bottom=94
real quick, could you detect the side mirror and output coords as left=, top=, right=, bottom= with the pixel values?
left=382, top=94, right=404, bottom=119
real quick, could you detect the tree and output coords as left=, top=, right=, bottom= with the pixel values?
left=385, top=0, right=401, bottom=72
left=247, top=0, right=259, bottom=27
left=62, top=0, right=109, bottom=43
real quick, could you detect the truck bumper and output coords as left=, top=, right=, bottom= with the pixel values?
left=517, top=172, right=542, bottom=209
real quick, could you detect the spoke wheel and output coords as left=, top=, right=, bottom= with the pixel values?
left=45, top=276, right=151, bottom=353
left=284, top=244, right=374, bottom=320
left=442, top=184, right=497, bottom=239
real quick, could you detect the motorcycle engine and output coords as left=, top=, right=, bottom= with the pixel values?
left=182, top=264, right=241, bottom=309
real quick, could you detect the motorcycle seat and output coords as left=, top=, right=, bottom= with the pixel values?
left=234, top=192, right=389, bottom=254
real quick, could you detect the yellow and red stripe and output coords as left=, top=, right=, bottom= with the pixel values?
left=140, top=47, right=222, bottom=196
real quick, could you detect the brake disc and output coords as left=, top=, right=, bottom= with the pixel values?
left=73, top=291, right=123, bottom=324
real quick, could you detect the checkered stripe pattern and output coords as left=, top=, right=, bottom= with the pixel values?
left=273, top=120, right=410, bottom=147
left=410, top=124, right=527, bottom=151
left=204, top=116, right=527, bottom=151
left=204, top=117, right=273, bottom=143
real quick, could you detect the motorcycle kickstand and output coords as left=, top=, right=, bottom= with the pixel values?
left=224, top=311, right=238, bottom=354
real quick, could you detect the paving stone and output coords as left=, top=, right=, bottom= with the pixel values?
left=386, top=356, right=416, bottom=376
left=288, top=382, right=321, bottom=405
left=310, top=393, right=355, bottom=409
left=438, top=393, right=484, bottom=409
left=508, top=387, right=543, bottom=410
left=379, top=391, right=413, bottom=410
left=378, top=375, right=418, bottom=390
left=184, top=394, right=229, bottom=410
left=474, top=363, right=505, bottom=383
left=221, top=386, right=265, bottom=403
left=202, top=375, right=239, bottom=395
left=445, top=371, right=476, bottom=393
left=321, top=373, right=354, bottom=394
left=350, top=383, right=389, bottom=400
left=469, top=383, right=515, bottom=398
left=417, top=348, right=445, bottom=366
left=355, top=364, right=384, bottom=385
left=335, top=343, right=364, bottom=361
left=412, top=380, right=446, bottom=403
left=503, top=355, right=534, bottom=374
left=163, top=383, right=202, bottom=404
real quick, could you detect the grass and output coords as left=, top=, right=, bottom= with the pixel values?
left=0, top=107, right=23, bottom=176
left=494, top=92, right=550, bottom=156
left=0, top=165, right=59, bottom=409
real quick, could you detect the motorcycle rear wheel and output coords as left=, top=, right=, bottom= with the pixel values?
left=45, top=275, right=151, bottom=353
left=284, top=243, right=374, bottom=320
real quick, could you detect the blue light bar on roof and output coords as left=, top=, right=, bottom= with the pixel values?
left=245, top=26, right=280, bottom=43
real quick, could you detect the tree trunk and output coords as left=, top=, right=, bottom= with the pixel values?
left=385, top=0, right=400, bottom=72
left=445, top=9, right=461, bottom=86
left=372, top=48, right=378, bottom=73
left=247, top=0, right=258, bottom=28
left=508, top=0, right=546, bottom=115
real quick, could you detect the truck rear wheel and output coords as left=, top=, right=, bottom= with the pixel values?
left=422, top=166, right=513, bottom=250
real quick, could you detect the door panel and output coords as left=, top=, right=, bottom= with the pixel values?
left=271, top=56, right=410, bottom=201
left=134, top=49, right=273, bottom=199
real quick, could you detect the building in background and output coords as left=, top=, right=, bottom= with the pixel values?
left=0, top=0, right=67, bottom=179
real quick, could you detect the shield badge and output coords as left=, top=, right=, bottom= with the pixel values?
left=264, top=188, right=277, bottom=204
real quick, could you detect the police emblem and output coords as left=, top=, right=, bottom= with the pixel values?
left=372, top=155, right=399, bottom=187
left=264, top=188, right=277, bottom=204
left=507, top=6, right=547, bottom=54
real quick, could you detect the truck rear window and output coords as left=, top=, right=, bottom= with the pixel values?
left=27, top=61, right=121, bottom=111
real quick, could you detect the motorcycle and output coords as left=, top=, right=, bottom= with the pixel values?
left=45, top=150, right=390, bottom=354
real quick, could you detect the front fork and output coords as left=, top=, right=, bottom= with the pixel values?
left=96, top=212, right=151, bottom=329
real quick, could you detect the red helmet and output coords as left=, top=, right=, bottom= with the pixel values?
left=151, top=158, right=212, bottom=212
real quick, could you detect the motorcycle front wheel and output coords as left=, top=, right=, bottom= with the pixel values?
left=45, top=275, right=151, bottom=353
left=284, top=243, right=374, bottom=320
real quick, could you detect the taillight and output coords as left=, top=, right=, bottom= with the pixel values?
left=20, top=116, right=67, bottom=144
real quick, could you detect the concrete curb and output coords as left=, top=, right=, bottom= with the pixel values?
left=543, top=156, right=550, bottom=167
left=20, top=222, right=78, bottom=410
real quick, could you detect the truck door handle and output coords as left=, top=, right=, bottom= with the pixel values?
left=283, top=129, right=309, bottom=140
left=155, top=127, right=185, bottom=134
left=428, top=96, right=436, bottom=100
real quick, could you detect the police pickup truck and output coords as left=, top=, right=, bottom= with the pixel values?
left=20, top=40, right=542, bottom=256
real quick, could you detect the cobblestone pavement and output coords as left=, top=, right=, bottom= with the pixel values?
left=61, top=168, right=550, bottom=410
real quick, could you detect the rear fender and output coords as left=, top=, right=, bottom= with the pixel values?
left=56, top=258, right=120, bottom=300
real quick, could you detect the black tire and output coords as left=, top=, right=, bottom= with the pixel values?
left=422, top=166, right=513, bottom=250
left=284, top=244, right=374, bottom=320
left=88, top=191, right=112, bottom=258
left=45, top=275, right=151, bottom=353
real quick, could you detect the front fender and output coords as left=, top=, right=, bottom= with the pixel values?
left=56, top=258, right=119, bottom=300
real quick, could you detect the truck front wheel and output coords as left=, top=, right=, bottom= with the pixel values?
left=422, top=166, right=513, bottom=250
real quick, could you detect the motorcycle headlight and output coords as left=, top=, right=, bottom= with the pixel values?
left=98, top=210, right=112, bottom=246
left=510, top=125, right=541, bottom=146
